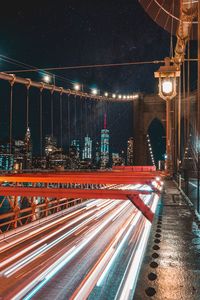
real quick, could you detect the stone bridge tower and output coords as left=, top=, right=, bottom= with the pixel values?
left=133, top=94, right=166, bottom=165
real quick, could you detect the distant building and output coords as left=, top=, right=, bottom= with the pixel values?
left=44, top=135, right=64, bottom=169
left=0, top=140, right=14, bottom=171
left=32, top=156, right=47, bottom=169
left=13, top=140, right=25, bottom=170
left=24, top=127, right=32, bottom=169
left=127, top=137, right=134, bottom=165
left=95, top=141, right=100, bottom=167
left=82, top=135, right=92, bottom=160
left=71, top=140, right=80, bottom=158
left=0, top=143, right=10, bottom=154
left=112, top=153, right=120, bottom=166
left=12, top=127, right=32, bottom=170
left=0, top=154, right=14, bottom=171
left=120, top=150, right=126, bottom=166
left=44, top=135, right=57, bottom=156
left=100, top=113, right=110, bottom=168
left=68, top=145, right=79, bottom=169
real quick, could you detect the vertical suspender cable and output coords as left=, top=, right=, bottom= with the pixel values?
left=74, top=95, right=77, bottom=139
left=51, top=86, right=55, bottom=137
left=68, top=94, right=70, bottom=147
left=60, top=89, right=63, bottom=150
left=9, top=76, right=15, bottom=154
left=197, top=0, right=200, bottom=213
left=80, top=96, right=83, bottom=146
left=26, top=79, right=31, bottom=131
left=40, top=85, right=44, bottom=157
left=183, top=61, right=186, bottom=149
left=94, top=100, right=97, bottom=139
left=85, top=98, right=87, bottom=135
left=187, top=39, right=190, bottom=140
left=178, top=75, right=181, bottom=173
left=89, top=98, right=92, bottom=139
left=169, top=0, right=174, bottom=58
left=25, top=80, right=31, bottom=169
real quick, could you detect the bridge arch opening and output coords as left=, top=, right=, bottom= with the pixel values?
left=147, top=118, right=166, bottom=166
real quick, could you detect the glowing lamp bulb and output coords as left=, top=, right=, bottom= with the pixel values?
left=162, top=79, right=173, bottom=94
left=74, top=84, right=80, bottom=91
left=104, top=92, right=108, bottom=97
left=43, top=74, right=51, bottom=83
left=92, top=89, right=97, bottom=95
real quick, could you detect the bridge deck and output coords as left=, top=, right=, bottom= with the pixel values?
left=134, top=180, right=200, bottom=300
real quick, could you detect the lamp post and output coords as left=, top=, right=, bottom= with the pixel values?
left=154, top=57, right=180, bottom=176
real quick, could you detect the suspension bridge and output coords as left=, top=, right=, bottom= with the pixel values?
left=0, top=0, right=200, bottom=299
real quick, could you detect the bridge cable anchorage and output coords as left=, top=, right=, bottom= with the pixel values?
left=9, top=74, right=16, bottom=155
left=126, top=194, right=154, bottom=223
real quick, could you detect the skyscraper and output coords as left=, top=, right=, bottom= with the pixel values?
left=100, top=113, right=110, bottom=168
left=82, top=135, right=92, bottom=160
left=127, top=137, right=134, bottom=165
left=12, top=127, right=32, bottom=170
left=24, top=127, right=32, bottom=169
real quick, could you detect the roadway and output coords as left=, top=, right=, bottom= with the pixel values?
left=0, top=185, right=159, bottom=300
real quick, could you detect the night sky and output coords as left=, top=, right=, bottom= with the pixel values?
left=0, top=1, right=181, bottom=160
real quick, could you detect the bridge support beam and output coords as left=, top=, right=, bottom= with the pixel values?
left=127, top=194, right=154, bottom=223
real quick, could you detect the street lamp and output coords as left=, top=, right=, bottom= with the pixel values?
left=91, top=88, right=98, bottom=95
left=154, top=57, right=180, bottom=175
left=74, top=83, right=81, bottom=91
left=112, top=93, right=116, bottom=98
left=43, top=74, right=51, bottom=83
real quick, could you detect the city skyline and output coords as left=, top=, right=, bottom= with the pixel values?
left=0, top=118, right=135, bottom=170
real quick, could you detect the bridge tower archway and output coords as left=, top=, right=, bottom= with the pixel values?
left=133, top=94, right=166, bottom=165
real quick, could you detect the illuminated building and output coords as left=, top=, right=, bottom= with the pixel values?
left=95, top=142, right=100, bottom=167
left=112, top=153, right=120, bottom=166
left=12, top=128, right=32, bottom=170
left=44, top=135, right=57, bottom=156
left=24, top=127, right=32, bottom=169
left=71, top=140, right=80, bottom=158
left=0, top=154, right=14, bottom=171
left=127, top=137, right=134, bottom=165
left=44, top=135, right=64, bottom=169
left=82, top=135, right=92, bottom=160
left=13, top=140, right=25, bottom=170
left=68, top=145, right=79, bottom=169
left=100, top=113, right=110, bottom=168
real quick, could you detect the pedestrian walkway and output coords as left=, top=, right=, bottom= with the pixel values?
left=134, top=180, right=200, bottom=300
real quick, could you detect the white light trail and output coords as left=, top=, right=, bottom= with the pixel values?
left=14, top=202, right=130, bottom=300
left=1, top=201, right=115, bottom=275
left=97, top=211, right=142, bottom=287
